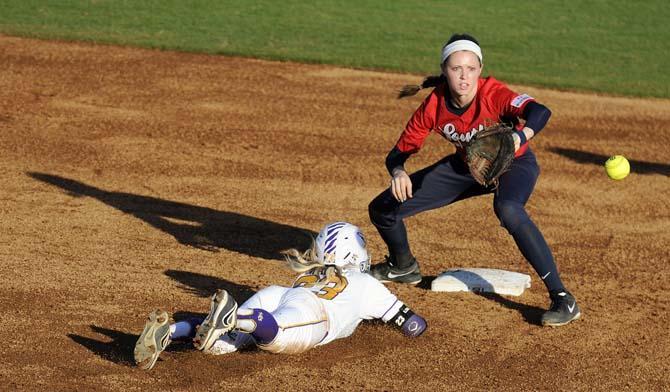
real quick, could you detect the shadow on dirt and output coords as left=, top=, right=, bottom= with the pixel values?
left=474, top=292, right=545, bottom=325
left=417, top=275, right=544, bottom=325
left=549, top=147, right=670, bottom=176
left=28, top=172, right=316, bottom=260
left=69, top=325, right=196, bottom=367
left=68, top=325, right=137, bottom=366
left=68, top=274, right=257, bottom=366
left=164, top=269, right=257, bottom=303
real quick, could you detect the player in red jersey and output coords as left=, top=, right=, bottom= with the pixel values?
left=368, top=33, right=581, bottom=327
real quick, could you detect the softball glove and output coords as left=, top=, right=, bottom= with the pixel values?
left=465, top=123, right=516, bottom=188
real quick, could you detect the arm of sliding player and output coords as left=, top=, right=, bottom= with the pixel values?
left=364, top=277, right=427, bottom=337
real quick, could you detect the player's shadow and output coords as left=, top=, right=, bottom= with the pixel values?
left=417, top=274, right=544, bottom=325
left=549, top=147, right=670, bottom=176
left=68, top=274, right=256, bottom=365
left=28, top=172, right=315, bottom=260
left=164, top=269, right=257, bottom=303
left=474, top=292, right=544, bottom=325
left=68, top=325, right=195, bottom=367
left=67, top=325, right=138, bottom=367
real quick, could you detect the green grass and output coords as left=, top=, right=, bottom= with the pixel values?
left=1, top=0, right=668, bottom=98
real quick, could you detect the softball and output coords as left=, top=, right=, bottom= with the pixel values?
left=605, top=155, right=630, bottom=180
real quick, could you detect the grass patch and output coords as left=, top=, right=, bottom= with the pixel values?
left=1, top=0, right=668, bottom=98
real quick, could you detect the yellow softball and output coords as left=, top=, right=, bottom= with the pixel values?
left=605, top=155, right=630, bottom=180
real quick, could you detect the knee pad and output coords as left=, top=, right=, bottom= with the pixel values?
left=237, top=308, right=278, bottom=345
left=368, top=196, right=396, bottom=229
left=494, top=200, right=531, bottom=234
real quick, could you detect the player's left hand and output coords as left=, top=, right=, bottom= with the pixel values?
left=390, top=169, right=413, bottom=202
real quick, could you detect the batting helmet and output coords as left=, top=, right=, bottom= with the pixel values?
left=315, top=222, right=370, bottom=273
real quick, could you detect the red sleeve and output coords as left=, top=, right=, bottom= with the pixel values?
left=485, top=78, right=535, bottom=118
left=395, top=92, right=437, bottom=154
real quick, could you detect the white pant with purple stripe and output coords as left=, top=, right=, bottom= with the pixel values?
left=240, top=285, right=329, bottom=354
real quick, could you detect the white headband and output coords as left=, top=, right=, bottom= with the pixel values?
left=441, top=40, right=483, bottom=65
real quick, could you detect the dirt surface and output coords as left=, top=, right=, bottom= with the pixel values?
left=1, top=35, right=669, bottom=391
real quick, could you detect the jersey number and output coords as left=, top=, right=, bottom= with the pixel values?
left=293, top=274, right=348, bottom=300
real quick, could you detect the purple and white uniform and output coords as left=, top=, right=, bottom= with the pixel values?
left=209, top=268, right=412, bottom=355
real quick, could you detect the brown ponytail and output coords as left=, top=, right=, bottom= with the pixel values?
left=397, top=74, right=446, bottom=99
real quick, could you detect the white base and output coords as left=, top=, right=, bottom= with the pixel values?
left=431, top=268, right=531, bottom=296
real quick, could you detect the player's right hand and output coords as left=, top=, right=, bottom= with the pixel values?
left=391, top=169, right=413, bottom=203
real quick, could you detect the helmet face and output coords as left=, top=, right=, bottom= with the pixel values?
left=316, top=222, right=370, bottom=273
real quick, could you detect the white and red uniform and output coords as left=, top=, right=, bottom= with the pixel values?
left=397, top=77, right=535, bottom=159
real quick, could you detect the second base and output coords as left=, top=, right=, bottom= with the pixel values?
left=431, top=268, right=531, bottom=296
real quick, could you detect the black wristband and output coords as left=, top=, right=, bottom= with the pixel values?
left=389, top=305, right=427, bottom=337
left=389, top=305, right=415, bottom=329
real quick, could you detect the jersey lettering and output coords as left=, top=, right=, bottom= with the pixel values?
left=440, top=122, right=484, bottom=144
left=293, top=273, right=349, bottom=300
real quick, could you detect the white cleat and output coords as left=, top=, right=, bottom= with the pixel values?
left=194, top=289, right=238, bottom=351
left=134, top=310, right=172, bottom=370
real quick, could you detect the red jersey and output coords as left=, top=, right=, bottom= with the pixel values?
left=396, top=77, right=534, bottom=158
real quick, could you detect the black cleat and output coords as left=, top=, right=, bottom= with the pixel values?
left=541, top=290, right=581, bottom=327
left=369, top=257, right=422, bottom=285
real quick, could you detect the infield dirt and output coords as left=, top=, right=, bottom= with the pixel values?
left=1, top=35, right=669, bottom=391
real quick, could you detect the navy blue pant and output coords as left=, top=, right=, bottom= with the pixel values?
left=369, top=149, right=565, bottom=293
